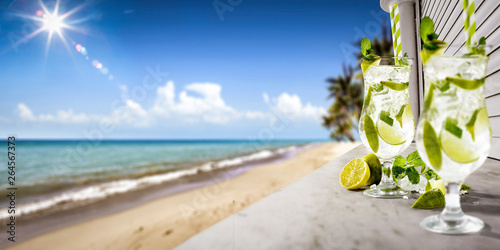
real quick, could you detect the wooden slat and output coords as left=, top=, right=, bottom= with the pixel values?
left=432, top=0, right=447, bottom=26
left=485, top=71, right=500, bottom=97
left=427, top=0, right=438, bottom=20
left=486, top=47, right=500, bottom=81
left=490, top=137, right=500, bottom=160
left=423, top=0, right=433, bottom=17
left=427, top=0, right=440, bottom=22
left=491, top=116, right=500, bottom=137
left=435, top=0, right=455, bottom=36
left=448, top=0, right=500, bottom=55
left=437, top=1, right=462, bottom=41
left=486, top=95, right=500, bottom=117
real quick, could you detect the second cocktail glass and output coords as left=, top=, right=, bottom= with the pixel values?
left=359, top=57, right=415, bottom=198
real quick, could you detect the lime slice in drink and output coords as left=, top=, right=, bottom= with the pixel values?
left=395, top=104, right=413, bottom=128
left=423, top=83, right=435, bottom=109
left=420, top=40, right=448, bottom=65
left=339, top=158, right=370, bottom=189
left=364, top=115, right=379, bottom=153
left=425, top=179, right=445, bottom=194
left=440, top=127, right=479, bottom=164
left=466, top=107, right=490, bottom=141
left=380, top=81, right=409, bottom=91
left=445, top=77, right=485, bottom=90
left=411, top=188, right=445, bottom=209
left=364, top=86, right=373, bottom=108
left=423, top=121, right=442, bottom=171
left=377, top=113, right=406, bottom=145
left=363, top=153, right=382, bottom=185
left=361, top=56, right=381, bottom=74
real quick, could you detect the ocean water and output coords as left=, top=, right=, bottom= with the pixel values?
left=0, top=139, right=320, bottom=218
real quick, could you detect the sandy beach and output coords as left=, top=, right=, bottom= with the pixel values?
left=7, top=142, right=359, bottom=250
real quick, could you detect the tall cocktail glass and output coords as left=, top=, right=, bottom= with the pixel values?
left=359, top=57, right=415, bottom=198
left=416, top=45, right=491, bottom=234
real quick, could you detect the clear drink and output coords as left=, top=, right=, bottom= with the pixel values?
left=416, top=45, right=491, bottom=234
left=359, top=57, right=415, bottom=198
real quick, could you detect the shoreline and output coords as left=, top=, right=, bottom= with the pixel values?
left=5, top=141, right=360, bottom=250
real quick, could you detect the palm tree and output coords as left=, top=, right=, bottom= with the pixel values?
left=322, top=64, right=363, bottom=141
left=323, top=20, right=393, bottom=141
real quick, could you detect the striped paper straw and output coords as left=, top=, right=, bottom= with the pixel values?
left=463, top=0, right=477, bottom=45
left=390, top=3, right=402, bottom=58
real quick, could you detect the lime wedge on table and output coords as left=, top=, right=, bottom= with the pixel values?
left=411, top=188, right=445, bottom=209
left=380, top=81, right=409, bottom=91
left=363, top=153, right=382, bottom=185
left=339, top=158, right=370, bottom=189
left=445, top=77, right=485, bottom=90
left=440, top=128, right=479, bottom=164
left=425, top=179, right=445, bottom=194
left=361, top=56, right=381, bottom=74
left=420, top=40, right=447, bottom=65
left=364, top=115, right=379, bottom=153
left=423, top=121, right=442, bottom=170
left=395, top=104, right=413, bottom=128
left=377, top=114, right=406, bottom=145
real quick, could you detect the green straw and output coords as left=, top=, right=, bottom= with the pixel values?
left=463, top=0, right=477, bottom=46
left=390, top=3, right=402, bottom=57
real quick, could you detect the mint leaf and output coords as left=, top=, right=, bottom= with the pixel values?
left=380, top=110, right=394, bottom=126
left=393, top=155, right=406, bottom=168
left=406, top=151, right=425, bottom=168
left=423, top=42, right=438, bottom=51
left=466, top=109, right=480, bottom=141
left=435, top=79, right=451, bottom=92
left=444, top=117, right=463, bottom=138
left=392, top=165, right=406, bottom=182
left=406, top=150, right=420, bottom=164
left=420, top=16, right=435, bottom=43
left=424, top=169, right=439, bottom=180
left=461, top=184, right=471, bottom=191
left=406, top=166, right=420, bottom=184
left=478, top=36, right=486, bottom=46
left=427, top=32, right=438, bottom=41
left=373, top=83, right=384, bottom=92
left=361, top=37, right=371, bottom=56
left=395, top=105, right=406, bottom=128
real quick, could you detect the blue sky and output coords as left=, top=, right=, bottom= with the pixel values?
left=0, top=0, right=389, bottom=139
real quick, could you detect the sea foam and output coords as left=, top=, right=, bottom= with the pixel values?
left=0, top=144, right=306, bottom=220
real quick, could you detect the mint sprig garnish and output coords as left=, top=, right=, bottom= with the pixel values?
left=392, top=150, right=438, bottom=184
left=420, top=17, right=437, bottom=44
left=469, top=36, right=487, bottom=56
left=361, top=37, right=378, bottom=61
left=420, top=16, right=446, bottom=51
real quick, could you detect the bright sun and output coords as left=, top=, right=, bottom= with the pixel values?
left=43, top=14, right=64, bottom=33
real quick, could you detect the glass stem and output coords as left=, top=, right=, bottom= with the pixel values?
left=378, top=161, right=397, bottom=190
left=440, top=183, right=465, bottom=227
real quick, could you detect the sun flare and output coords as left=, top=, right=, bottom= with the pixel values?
left=42, top=14, right=64, bottom=33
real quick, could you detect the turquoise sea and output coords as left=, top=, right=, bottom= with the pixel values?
left=0, top=139, right=321, bottom=218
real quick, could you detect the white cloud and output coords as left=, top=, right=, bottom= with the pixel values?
left=14, top=82, right=326, bottom=127
left=153, top=81, right=241, bottom=124
left=265, top=92, right=326, bottom=120
left=17, top=103, right=36, bottom=121
left=16, top=103, right=91, bottom=123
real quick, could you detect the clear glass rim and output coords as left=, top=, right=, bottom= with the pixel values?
left=359, top=56, right=415, bottom=65
left=433, top=44, right=492, bottom=49
left=363, top=56, right=415, bottom=60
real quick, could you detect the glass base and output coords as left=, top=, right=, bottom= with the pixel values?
left=420, top=214, right=484, bottom=234
left=363, top=186, right=410, bottom=199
